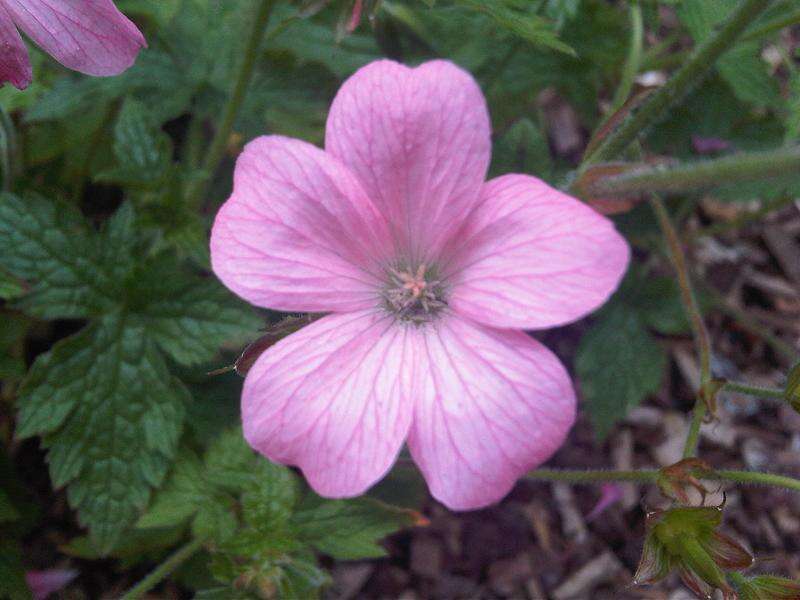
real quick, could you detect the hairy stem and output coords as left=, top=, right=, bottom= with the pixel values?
left=722, top=380, right=785, bottom=400
left=580, top=146, right=800, bottom=199
left=120, top=538, right=205, bottom=600
left=649, top=197, right=712, bottom=458
left=527, top=468, right=800, bottom=493
left=527, top=469, right=658, bottom=484
left=582, top=0, right=771, bottom=166
left=713, top=470, right=800, bottom=493
left=184, top=0, right=275, bottom=206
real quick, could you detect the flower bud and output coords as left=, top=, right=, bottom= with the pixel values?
left=634, top=506, right=752, bottom=600
left=657, top=458, right=712, bottom=505
left=733, top=575, right=800, bottom=600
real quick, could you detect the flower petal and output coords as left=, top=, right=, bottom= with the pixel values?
left=3, top=0, right=144, bottom=77
left=444, top=174, right=630, bottom=330
left=325, top=59, right=491, bottom=263
left=0, top=4, right=31, bottom=89
left=242, top=310, right=416, bottom=498
left=407, top=315, right=576, bottom=510
left=211, top=135, right=393, bottom=313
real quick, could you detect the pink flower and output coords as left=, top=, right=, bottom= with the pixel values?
left=25, top=569, right=78, bottom=600
left=210, top=60, right=630, bottom=510
left=0, top=0, right=145, bottom=90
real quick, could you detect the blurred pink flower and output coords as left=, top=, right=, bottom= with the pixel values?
left=0, top=0, right=145, bottom=90
left=210, top=59, right=630, bottom=510
left=26, top=569, right=78, bottom=600
left=586, top=483, right=623, bottom=521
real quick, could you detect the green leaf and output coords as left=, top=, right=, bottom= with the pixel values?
left=490, top=117, right=553, bottom=179
left=453, top=0, right=575, bottom=55
left=269, top=9, right=382, bottom=78
left=95, top=98, right=172, bottom=187
left=240, top=460, right=300, bottom=538
left=292, top=496, right=419, bottom=560
left=135, top=262, right=261, bottom=367
left=16, top=314, right=187, bottom=553
left=0, top=270, right=24, bottom=301
left=0, top=193, right=121, bottom=318
left=576, top=305, right=667, bottom=439
left=204, top=428, right=260, bottom=492
left=62, top=526, right=185, bottom=569
left=678, top=0, right=782, bottom=109
left=137, top=449, right=238, bottom=544
left=117, top=0, right=181, bottom=26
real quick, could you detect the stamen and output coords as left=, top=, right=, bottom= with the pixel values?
left=382, top=263, right=446, bottom=323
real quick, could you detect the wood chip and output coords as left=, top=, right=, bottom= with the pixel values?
left=552, top=552, right=625, bottom=600
left=763, top=224, right=800, bottom=287
left=553, top=482, right=589, bottom=544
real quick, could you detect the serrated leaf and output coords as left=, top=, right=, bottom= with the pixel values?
left=292, top=496, right=418, bottom=560
left=17, top=314, right=187, bottom=553
left=136, top=262, right=261, bottom=367
left=0, top=193, right=122, bottom=318
left=95, top=98, right=172, bottom=187
left=576, top=306, right=667, bottom=439
left=242, top=460, right=300, bottom=531
left=138, top=449, right=238, bottom=543
left=205, top=428, right=259, bottom=491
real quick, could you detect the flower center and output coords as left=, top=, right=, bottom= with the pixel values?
left=382, top=263, right=446, bottom=324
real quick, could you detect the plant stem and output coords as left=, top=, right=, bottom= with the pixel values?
left=527, top=468, right=800, bottom=493
left=120, top=538, right=205, bottom=600
left=527, top=468, right=658, bottom=484
left=582, top=0, right=771, bottom=167
left=580, top=146, right=800, bottom=199
left=610, top=2, right=644, bottom=112
left=649, top=197, right=712, bottom=459
left=722, top=380, right=785, bottom=400
left=184, top=0, right=275, bottom=207
left=713, top=470, right=800, bottom=493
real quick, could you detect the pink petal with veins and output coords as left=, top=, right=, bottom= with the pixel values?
left=444, top=174, right=629, bottom=330
left=211, top=135, right=392, bottom=313
left=242, top=310, right=417, bottom=498
left=3, top=0, right=144, bottom=77
left=407, top=315, right=576, bottom=510
left=325, top=59, right=491, bottom=263
left=0, top=3, right=31, bottom=89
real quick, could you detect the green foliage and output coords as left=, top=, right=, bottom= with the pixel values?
left=140, top=430, right=419, bottom=598
left=677, top=0, right=782, bottom=110
left=576, top=269, right=682, bottom=438
left=0, top=194, right=258, bottom=552
left=3, top=0, right=799, bottom=594
left=490, top=117, right=553, bottom=178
